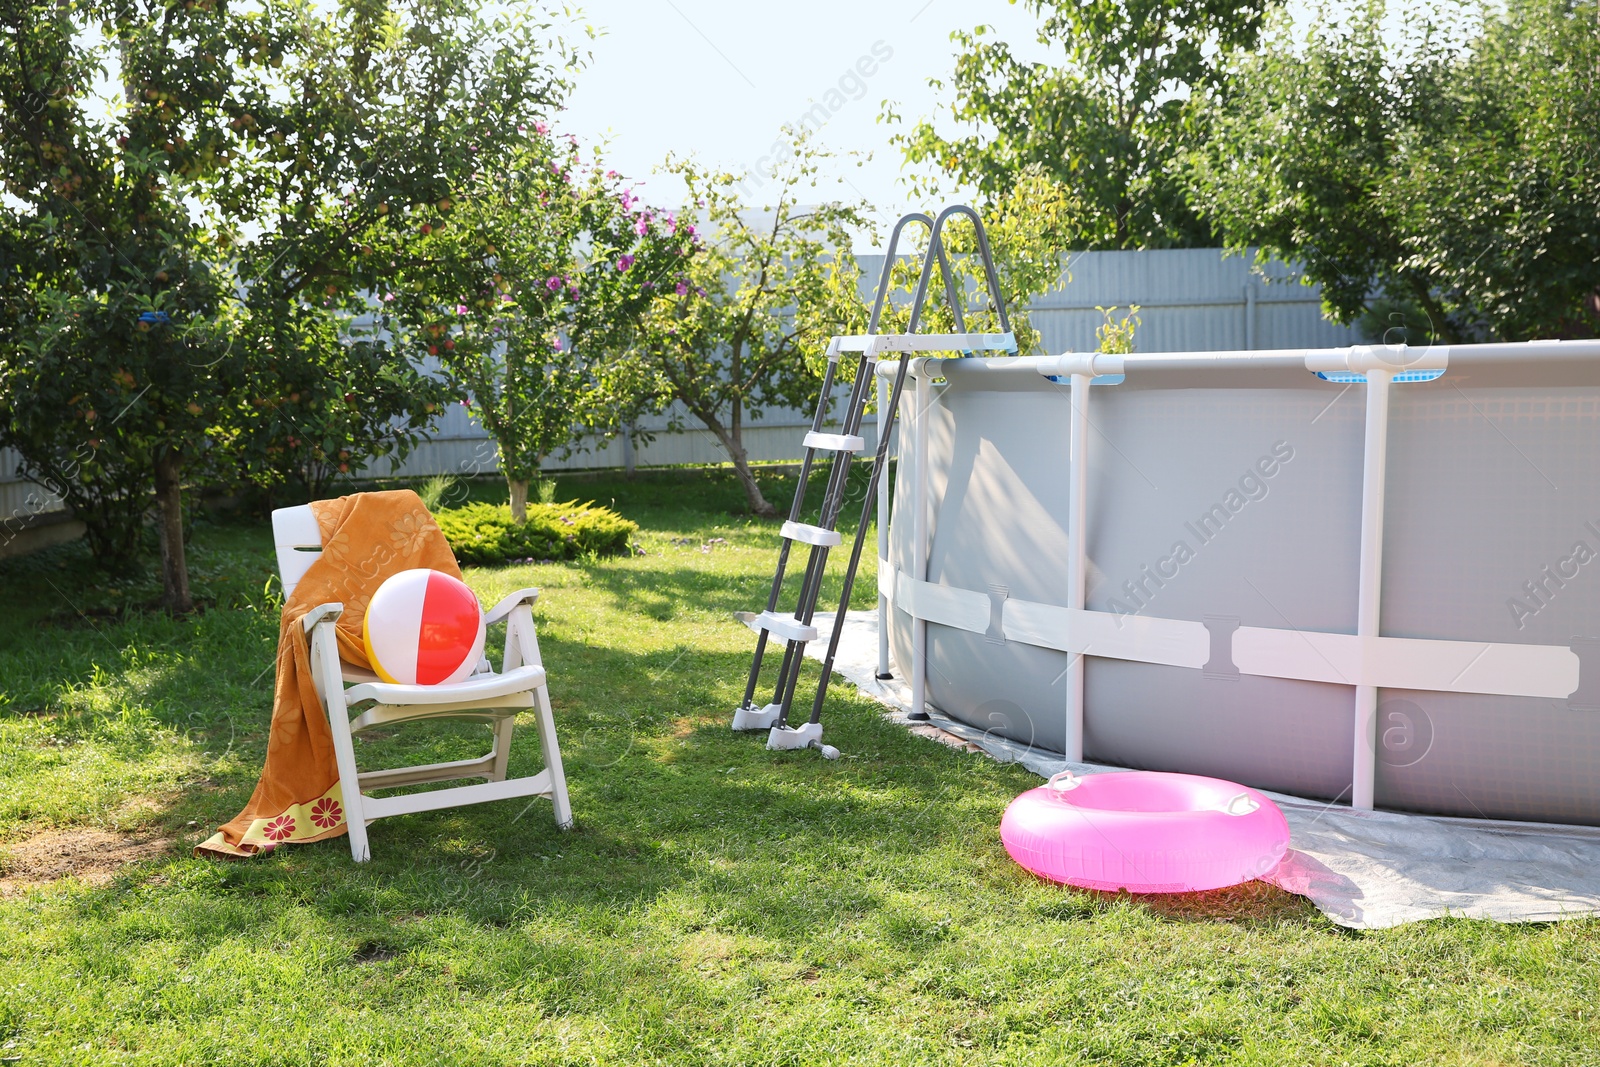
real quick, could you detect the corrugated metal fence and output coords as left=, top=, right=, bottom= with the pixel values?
left=1, top=248, right=1361, bottom=512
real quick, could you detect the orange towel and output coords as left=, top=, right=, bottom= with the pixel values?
left=196, top=490, right=463, bottom=858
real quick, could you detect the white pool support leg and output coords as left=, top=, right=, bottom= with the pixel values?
left=876, top=370, right=893, bottom=678
left=910, top=359, right=931, bottom=720
left=1064, top=371, right=1092, bottom=761
left=1352, top=367, right=1394, bottom=810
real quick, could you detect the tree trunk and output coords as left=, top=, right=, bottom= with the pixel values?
left=1410, top=282, right=1464, bottom=345
left=708, top=424, right=775, bottom=517
left=725, top=383, right=774, bottom=517
left=731, top=454, right=776, bottom=517
left=153, top=449, right=193, bottom=614
left=508, top=477, right=529, bottom=523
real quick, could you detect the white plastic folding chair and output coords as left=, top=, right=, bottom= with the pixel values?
left=271, top=504, right=572, bottom=862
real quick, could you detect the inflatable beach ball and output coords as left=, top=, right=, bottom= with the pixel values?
left=363, top=569, right=486, bottom=685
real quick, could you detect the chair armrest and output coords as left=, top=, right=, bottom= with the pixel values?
left=485, top=587, right=540, bottom=625
left=300, top=601, right=344, bottom=634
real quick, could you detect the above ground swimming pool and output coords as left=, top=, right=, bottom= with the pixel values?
left=877, top=340, right=1600, bottom=826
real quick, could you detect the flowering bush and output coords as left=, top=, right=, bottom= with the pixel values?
left=433, top=500, right=637, bottom=566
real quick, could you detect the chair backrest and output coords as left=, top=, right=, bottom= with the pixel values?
left=272, top=504, right=323, bottom=599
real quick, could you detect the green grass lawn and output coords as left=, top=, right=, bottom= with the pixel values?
left=1, top=466, right=1597, bottom=1065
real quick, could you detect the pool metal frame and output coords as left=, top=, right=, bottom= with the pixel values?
left=876, top=340, right=1600, bottom=810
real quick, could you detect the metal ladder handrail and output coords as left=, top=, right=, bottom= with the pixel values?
left=797, top=208, right=1013, bottom=729
left=744, top=210, right=963, bottom=730
left=764, top=211, right=963, bottom=728
left=736, top=212, right=939, bottom=717
left=733, top=205, right=1015, bottom=753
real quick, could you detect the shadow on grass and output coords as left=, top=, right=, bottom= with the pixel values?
left=144, top=641, right=1322, bottom=944
left=3, top=505, right=1329, bottom=948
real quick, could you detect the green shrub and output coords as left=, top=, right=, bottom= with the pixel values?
left=433, top=501, right=638, bottom=566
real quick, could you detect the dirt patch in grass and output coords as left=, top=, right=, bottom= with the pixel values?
left=1109, top=879, right=1320, bottom=924
left=350, top=941, right=400, bottom=964
left=0, top=828, right=174, bottom=895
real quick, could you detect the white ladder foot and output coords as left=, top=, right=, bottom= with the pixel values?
left=767, top=721, right=839, bottom=758
left=733, top=703, right=781, bottom=731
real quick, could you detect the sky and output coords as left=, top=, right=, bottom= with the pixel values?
left=555, top=1, right=1429, bottom=250
left=557, top=0, right=1052, bottom=247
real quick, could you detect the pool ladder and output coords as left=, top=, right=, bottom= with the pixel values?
left=731, top=206, right=1016, bottom=756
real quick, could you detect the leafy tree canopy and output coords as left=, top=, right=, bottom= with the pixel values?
left=887, top=0, right=1277, bottom=249
left=1189, top=0, right=1600, bottom=342
left=0, top=0, right=578, bottom=609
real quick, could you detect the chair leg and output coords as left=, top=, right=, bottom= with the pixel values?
left=505, top=603, right=572, bottom=829
left=312, top=622, right=371, bottom=862
left=532, top=684, right=573, bottom=830
left=488, top=715, right=515, bottom=782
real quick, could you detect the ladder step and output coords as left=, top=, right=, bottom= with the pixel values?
left=803, top=431, right=866, bottom=453
left=780, top=521, right=842, bottom=548
left=833, top=332, right=1017, bottom=354
left=744, top=610, right=818, bottom=644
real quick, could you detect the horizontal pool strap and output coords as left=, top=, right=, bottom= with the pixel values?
left=878, top=563, right=1579, bottom=701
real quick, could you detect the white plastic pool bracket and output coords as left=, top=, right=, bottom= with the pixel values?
left=1035, top=353, right=1126, bottom=380
left=732, top=703, right=781, bottom=731
left=1306, top=342, right=1449, bottom=377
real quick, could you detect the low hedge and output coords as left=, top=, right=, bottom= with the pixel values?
left=433, top=501, right=638, bottom=566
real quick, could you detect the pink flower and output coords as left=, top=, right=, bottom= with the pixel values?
left=605, top=169, right=618, bottom=179
left=663, top=213, right=677, bottom=236
left=263, top=815, right=296, bottom=842
left=634, top=217, right=649, bottom=236
left=310, top=797, right=343, bottom=829
left=546, top=276, right=563, bottom=292
left=383, top=292, right=395, bottom=302
left=552, top=337, right=563, bottom=351
left=456, top=304, right=469, bottom=315
left=616, top=254, right=635, bottom=272
left=675, top=281, right=688, bottom=296
left=534, top=121, right=549, bottom=135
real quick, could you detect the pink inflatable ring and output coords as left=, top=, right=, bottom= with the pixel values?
left=1000, top=770, right=1290, bottom=893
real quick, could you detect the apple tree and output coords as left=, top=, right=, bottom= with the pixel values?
left=625, top=143, right=872, bottom=518
left=390, top=132, right=697, bottom=521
